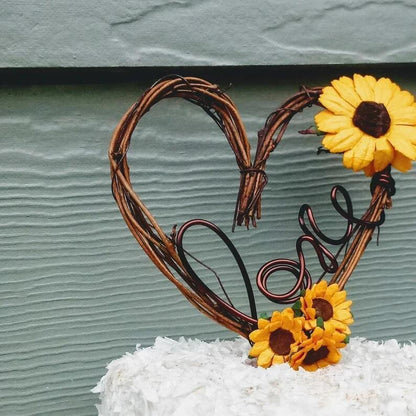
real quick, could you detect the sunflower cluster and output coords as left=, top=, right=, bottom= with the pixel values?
left=249, top=281, right=353, bottom=372
left=315, top=74, right=416, bottom=176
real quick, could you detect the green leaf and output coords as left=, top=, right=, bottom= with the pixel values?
left=344, top=335, right=350, bottom=344
left=292, top=299, right=301, bottom=310
left=293, top=308, right=303, bottom=318
left=259, top=312, right=271, bottom=320
left=292, top=300, right=303, bottom=317
left=316, top=317, right=325, bottom=329
left=299, top=289, right=306, bottom=297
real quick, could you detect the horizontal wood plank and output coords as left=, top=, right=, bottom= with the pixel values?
left=1, top=74, right=416, bottom=415
left=2, top=0, right=416, bottom=68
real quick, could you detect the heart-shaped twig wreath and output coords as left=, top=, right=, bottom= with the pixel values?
left=109, top=74, right=404, bottom=348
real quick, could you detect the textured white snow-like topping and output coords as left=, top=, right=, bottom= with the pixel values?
left=93, top=337, right=416, bottom=416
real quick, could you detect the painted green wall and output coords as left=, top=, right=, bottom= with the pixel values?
left=2, top=1, right=416, bottom=414
left=2, top=0, right=416, bottom=68
left=1, top=70, right=416, bottom=415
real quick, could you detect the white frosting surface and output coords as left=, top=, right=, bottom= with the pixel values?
left=93, top=337, right=416, bottom=416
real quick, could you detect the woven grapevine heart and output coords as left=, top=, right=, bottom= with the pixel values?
left=109, top=75, right=394, bottom=338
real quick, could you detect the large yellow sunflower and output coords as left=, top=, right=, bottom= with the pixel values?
left=315, top=74, right=416, bottom=175
left=289, top=324, right=347, bottom=372
left=249, top=308, right=305, bottom=368
left=300, top=281, right=353, bottom=335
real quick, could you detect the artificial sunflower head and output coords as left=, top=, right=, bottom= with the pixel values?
left=249, top=308, right=305, bottom=368
left=289, top=324, right=347, bottom=371
left=300, top=281, right=353, bottom=335
left=315, top=74, right=416, bottom=175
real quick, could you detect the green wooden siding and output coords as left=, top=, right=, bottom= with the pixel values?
left=1, top=70, right=416, bottom=415
left=2, top=0, right=416, bottom=414
left=2, top=0, right=416, bottom=68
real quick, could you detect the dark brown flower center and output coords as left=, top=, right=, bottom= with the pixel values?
left=269, top=328, right=295, bottom=356
left=303, top=346, right=330, bottom=365
left=352, top=101, right=391, bottom=138
left=312, top=298, right=333, bottom=321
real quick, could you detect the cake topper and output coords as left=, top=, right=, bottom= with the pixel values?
left=109, top=74, right=415, bottom=370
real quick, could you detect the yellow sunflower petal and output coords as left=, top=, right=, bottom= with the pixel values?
left=272, top=354, right=285, bottom=365
left=341, top=318, right=354, bottom=327
left=306, top=308, right=316, bottom=319
left=326, top=348, right=342, bottom=363
left=350, top=135, right=376, bottom=171
left=315, top=109, right=353, bottom=133
left=289, top=351, right=305, bottom=371
left=249, top=328, right=270, bottom=343
left=388, top=105, right=416, bottom=125
left=374, top=77, right=398, bottom=105
left=269, top=321, right=281, bottom=332
left=333, top=309, right=353, bottom=321
left=322, top=127, right=363, bottom=153
left=281, top=314, right=294, bottom=330
left=388, top=134, right=416, bottom=160
left=319, top=86, right=355, bottom=117
left=249, top=340, right=270, bottom=357
left=333, top=315, right=354, bottom=327
left=392, top=152, right=412, bottom=172
left=311, top=326, right=324, bottom=340
left=257, top=318, right=270, bottom=330
left=389, top=125, right=416, bottom=145
left=294, top=317, right=305, bottom=333
left=282, top=308, right=295, bottom=318
left=301, top=297, right=310, bottom=311
left=304, top=363, right=319, bottom=372
left=353, top=74, right=375, bottom=101
left=373, top=137, right=395, bottom=171
left=314, top=281, right=328, bottom=297
left=257, top=347, right=274, bottom=368
left=364, top=75, right=377, bottom=90
left=337, top=300, right=353, bottom=310
left=334, top=331, right=348, bottom=344
left=343, top=149, right=354, bottom=169
left=303, top=319, right=315, bottom=331
left=331, top=290, right=347, bottom=306
left=324, top=283, right=340, bottom=299
left=363, top=162, right=376, bottom=177
left=332, top=322, right=351, bottom=335
left=387, top=90, right=415, bottom=113
left=331, top=76, right=362, bottom=107
left=385, top=82, right=401, bottom=106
